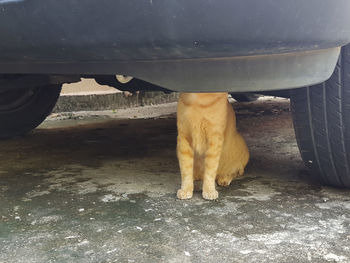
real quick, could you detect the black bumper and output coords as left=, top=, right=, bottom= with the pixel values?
left=0, top=0, right=350, bottom=92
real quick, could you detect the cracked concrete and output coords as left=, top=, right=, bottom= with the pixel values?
left=1, top=98, right=350, bottom=263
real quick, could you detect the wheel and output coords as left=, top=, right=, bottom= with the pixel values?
left=231, top=93, right=260, bottom=102
left=0, top=81, right=62, bottom=139
left=290, top=43, right=350, bottom=187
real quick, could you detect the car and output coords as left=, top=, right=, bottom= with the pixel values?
left=1, top=0, right=350, bottom=188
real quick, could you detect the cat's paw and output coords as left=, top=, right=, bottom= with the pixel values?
left=202, top=190, right=218, bottom=200
left=177, top=189, right=193, bottom=199
left=217, top=177, right=232, bottom=187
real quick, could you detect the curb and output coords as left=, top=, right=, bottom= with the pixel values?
left=53, top=91, right=179, bottom=113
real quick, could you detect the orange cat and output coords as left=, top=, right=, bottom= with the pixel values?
left=176, top=93, right=249, bottom=200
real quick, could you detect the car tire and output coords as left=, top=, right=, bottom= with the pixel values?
left=231, top=93, right=260, bottom=102
left=290, top=43, right=350, bottom=187
left=0, top=84, right=62, bottom=139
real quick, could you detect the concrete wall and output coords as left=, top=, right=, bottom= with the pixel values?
left=55, top=78, right=179, bottom=113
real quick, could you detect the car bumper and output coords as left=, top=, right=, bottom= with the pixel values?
left=0, top=0, right=350, bottom=91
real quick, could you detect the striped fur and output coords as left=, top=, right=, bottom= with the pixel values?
left=176, top=93, right=249, bottom=200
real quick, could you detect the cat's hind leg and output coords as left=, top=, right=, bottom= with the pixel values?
left=177, top=134, right=194, bottom=199
left=216, top=132, right=249, bottom=187
left=216, top=173, right=235, bottom=187
left=216, top=167, right=244, bottom=187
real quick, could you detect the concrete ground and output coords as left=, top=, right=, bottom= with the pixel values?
left=1, top=98, right=350, bottom=263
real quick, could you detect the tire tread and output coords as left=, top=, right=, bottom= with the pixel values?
left=291, top=44, right=350, bottom=187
